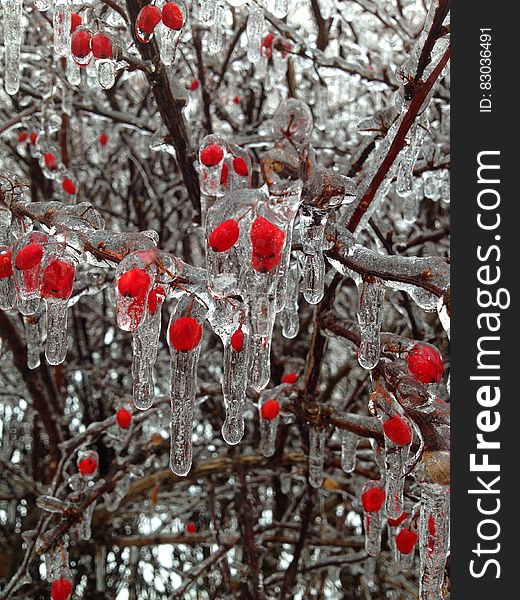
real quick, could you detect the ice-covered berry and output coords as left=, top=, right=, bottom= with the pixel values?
left=407, top=343, right=443, bottom=384
left=136, top=5, right=162, bottom=35
left=0, top=250, right=13, bottom=279
left=71, top=29, right=92, bottom=58
left=118, top=268, right=151, bottom=299
left=70, top=13, right=82, bottom=33
left=200, top=145, right=224, bottom=167
left=250, top=216, right=285, bottom=259
left=78, top=456, right=97, bottom=476
left=162, top=2, right=183, bottom=30
left=209, top=219, right=240, bottom=253
left=282, top=372, right=298, bottom=384
left=361, top=487, right=385, bottom=513
left=395, top=528, right=418, bottom=554
left=91, top=33, right=113, bottom=59
left=383, top=415, right=413, bottom=446
left=116, top=408, right=133, bottom=429
left=51, top=578, right=73, bottom=600
left=15, top=243, right=43, bottom=271
left=231, top=328, right=244, bottom=352
left=44, top=153, right=58, bottom=171
left=62, top=178, right=76, bottom=195
left=260, top=399, right=280, bottom=420
left=41, top=260, right=75, bottom=299
left=169, top=316, right=203, bottom=352
left=232, top=156, right=248, bottom=176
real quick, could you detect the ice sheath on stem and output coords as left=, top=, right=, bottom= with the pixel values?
left=419, top=483, right=450, bottom=600
left=168, top=296, right=207, bottom=476
left=357, top=278, right=385, bottom=369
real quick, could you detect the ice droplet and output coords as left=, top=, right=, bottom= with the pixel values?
left=96, top=59, right=116, bottom=90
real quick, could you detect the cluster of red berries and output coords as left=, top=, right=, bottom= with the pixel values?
left=407, top=343, right=444, bottom=384
left=42, top=151, right=77, bottom=195
left=261, top=33, right=292, bottom=59
left=71, top=27, right=113, bottom=64
left=136, top=3, right=184, bottom=42
left=250, top=216, right=285, bottom=273
left=17, top=130, right=38, bottom=145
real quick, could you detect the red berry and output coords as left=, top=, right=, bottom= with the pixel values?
left=251, top=252, right=283, bottom=273
left=148, top=286, right=165, bottom=314
left=186, top=521, right=197, bottom=534
left=44, top=153, right=58, bottom=171
left=260, top=399, right=280, bottom=420
left=0, top=250, right=13, bottom=279
left=136, top=5, right=162, bottom=35
left=209, top=219, right=240, bottom=253
left=162, top=2, right=183, bottom=30
left=62, top=178, right=76, bottom=195
left=231, top=328, right=244, bottom=352
left=395, top=528, right=418, bottom=554
left=91, top=33, right=113, bottom=59
left=15, top=243, right=43, bottom=271
left=118, top=268, right=151, bottom=299
left=169, top=316, right=203, bottom=352
left=71, top=13, right=82, bottom=33
left=261, top=33, right=275, bottom=58
left=383, top=415, right=413, bottom=446
left=51, top=578, right=73, bottom=600
left=41, top=260, right=75, bottom=299
left=188, top=79, right=199, bottom=91
left=29, top=132, right=38, bottom=145
left=407, top=343, right=443, bottom=384
left=71, top=29, right=92, bottom=58
left=18, top=131, right=27, bottom=142
left=233, top=95, right=240, bottom=104
left=387, top=511, right=407, bottom=527
left=250, top=216, right=285, bottom=259
left=220, top=161, right=229, bottom=186
left=200, top=145, right=224, bottom=167
left=361, top=487, right=385, bottom=513
left=232, top=156, right=248, bottom=176
left=282, top=372, right=298, bottom=384
left=116, top=408, right=132, bottom=429
left=99, top=132, right=109, bottom=146
left=78, top=457, right=97, bottom=476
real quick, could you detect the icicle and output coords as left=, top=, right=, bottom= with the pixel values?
left=199, top=0, right=216, bottom=25
left=208, top=2, right=224, bottom=54
left=396, top=129, right=422, bottom=198
left=44, top=300, right=69, bottom=365
left=357, top=278, right=385, bottom=370
left=96, top=59, right=115, bottom=90
left=0, top=246, right=15, bottom=309
left=53, top=0, right=72, bottom=57
left=247, top=4, right=264, bottom=62
left=66, top=56, right=81, bottom=85
left=361, top=482, right=385, bottom=556
left=35, top=0, right=51, bottom=10
left=281, top=261, right=300, bottom=339
left=168, top=296, right=207, bottom=476
left=132, top=291, right=163, bottom=410
left=273, top=0, right=288, bottom=18
left=259, top=396, right=280, bottom=457
left=419, top=484, right=450, bottom=600
left=25, top=314, right=43, bottom=369
left=383, top=430, right=411, bottom=519
left=3, top=0, right=23, bottom=95
left=300, top=206, right=328, bottom=304
left=13, top=233, right=48, bottom=316
left=340, top=429, right=359, bottom=473
left=308, top=426, right=325, bottom=488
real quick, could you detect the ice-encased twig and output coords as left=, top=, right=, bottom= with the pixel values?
left=357, top=278, right=385, bottom=369
left=419, top=483, right=450, bottom=600
left=364, top=506, right=383, bottom=557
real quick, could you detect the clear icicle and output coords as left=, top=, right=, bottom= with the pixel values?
left=199, top=0, right=216, bottom=25
left=281, top=261, right=300, bottom=339
left=247, top=4, right=264, bottom=62
left=96, top=59, right=116, bottom=90
left=66, top=55, right=81, bottom=85
left=35, top=0, right=51, bottom=10
left=396, top=129, right=422, bottom=198
left=132, top=305, right=162, bottom=410
left=25, top=314, right=42, bottom=369
left=168, top=297, right=207, bottom=476
left=340, top=429, right=359, bottom=473
left=53, top=0, right=72, bottom=57
left=0, top=265, right=15, bottom=309
left=383, top=434, right=411, bottom=519
left=208, top=2, right=224, bottom=54
left=308, top=426, right=325, bottom=488
left=419, top=484, right=450, bottom=600
left=3, top=0, right=23, bottom=95
left=248, top=278, right=277, bottom=391
left=357, top=278, right=385, bottom=370
left=300, top=206, right=328, bottom=305
left=45, top=299, right=69, bottom=365
left=273, top=0, right=288, bottom=18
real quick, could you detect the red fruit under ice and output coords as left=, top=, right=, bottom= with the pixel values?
left=169, top=316, right=203, bottom=351
left=209, top=219, right=240, bottom=252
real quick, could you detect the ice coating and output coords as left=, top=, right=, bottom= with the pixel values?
left=340, top=429, right=359, bottom=473
left=280, top=260, right=300, bottom=339
left=357, top=278, right=385, bottom=370
left=308, top=426, right=325, bottom=488
left=3, top=0, right=23, bottom=95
